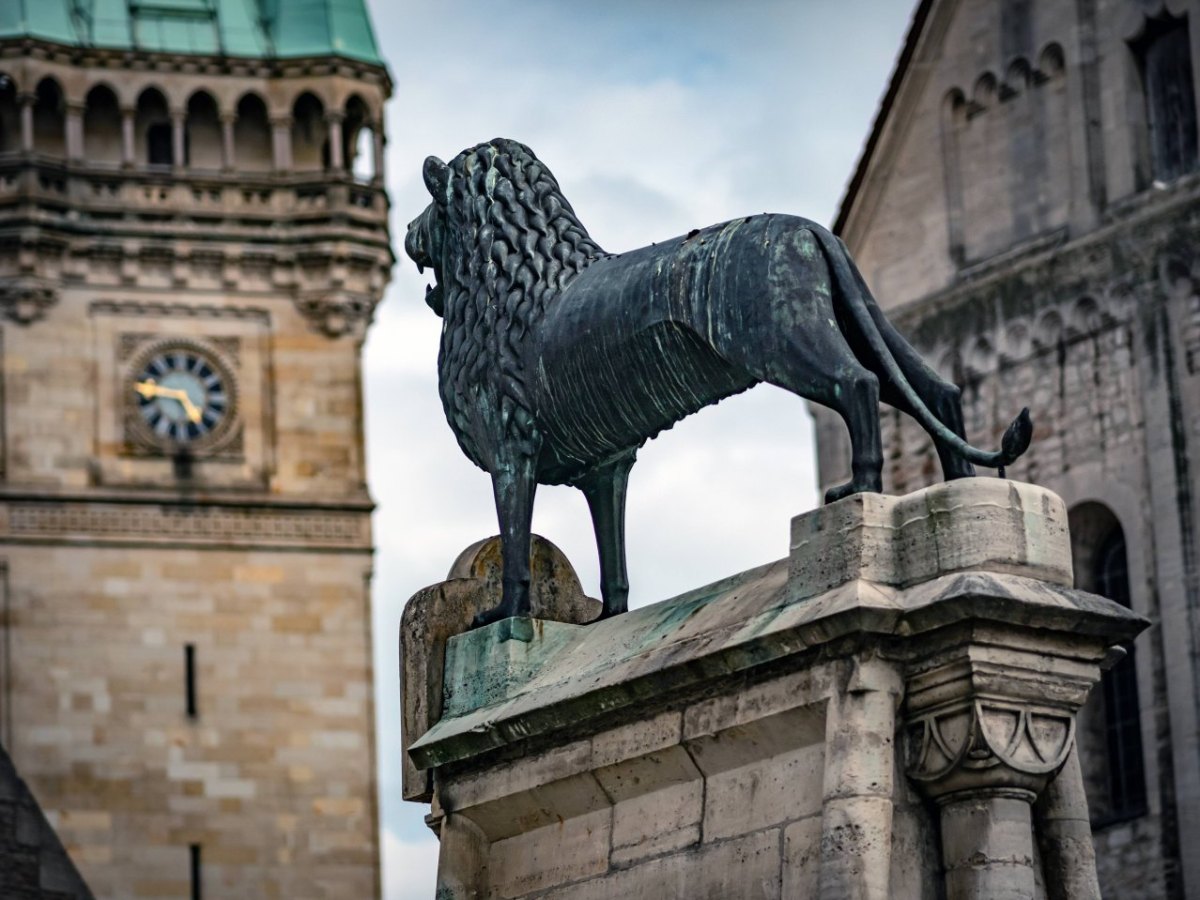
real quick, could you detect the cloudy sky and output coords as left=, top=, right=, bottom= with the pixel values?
left=360, top=1, right=917, bottom=896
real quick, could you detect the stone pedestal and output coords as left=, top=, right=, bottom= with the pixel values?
left=401, top=479, right=1145, bottom=899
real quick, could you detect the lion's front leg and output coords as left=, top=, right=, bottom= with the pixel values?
left=473, top=455, right=539, bottom=629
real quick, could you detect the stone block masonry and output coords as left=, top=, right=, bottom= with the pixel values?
left=401, top=478, right=1145, bottom=899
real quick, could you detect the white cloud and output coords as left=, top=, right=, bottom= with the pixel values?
left=382, top=830, right=440, bottom=900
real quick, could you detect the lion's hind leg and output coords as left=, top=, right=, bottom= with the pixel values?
left=816, top=366, right=885, bottom=504
left=576, top=450, right=636, bottom=621
left=741, top=325, right=884, bottom=504
left=863, top=304, right=976, bottom=482
left=840, top=250, right=976, bottom=482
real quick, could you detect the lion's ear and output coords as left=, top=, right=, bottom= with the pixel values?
left=423, top=156, right=449, bottom=198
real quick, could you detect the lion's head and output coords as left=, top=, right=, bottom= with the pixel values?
left=405, top=139, right=608, bottom=466
left=404, top=139, right=604, bottom=325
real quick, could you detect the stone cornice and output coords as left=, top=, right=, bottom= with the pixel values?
left=0, top=492, right=374, bottom=552
left=890, top=176, right=1200, bottom=334
left=0, top=37, right=393, bottom=95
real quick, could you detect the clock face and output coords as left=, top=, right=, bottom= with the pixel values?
left=133, top=347, right=230, bottom=445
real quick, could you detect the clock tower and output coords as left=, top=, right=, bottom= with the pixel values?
left=0, top=2, right=391, bottom=897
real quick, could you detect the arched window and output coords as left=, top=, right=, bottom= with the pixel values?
left=33, top=77, right=65, bottom=157
left=233, top=93, right=271, bottom=172
left=83, top=84, right=121, bottom=165
left=352, top=126, right=375, bottom=181
left=1133, top=14, right=1198, bottom=182
left=0, top=73, right=18, bottom=154
left=185, top=90, right=220, bottom=170
left=136, top=87, right=172, bottom=167
left=291, top=92, right=326, bottom=172
left=343, top=94, right=374, bottom=181
left=1070, top=503, right=1148, bottom=825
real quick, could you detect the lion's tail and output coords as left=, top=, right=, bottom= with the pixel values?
left=811, top=228, right=1032, bottom=471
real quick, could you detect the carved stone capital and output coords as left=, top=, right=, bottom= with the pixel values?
left=906, top=698, right=1074, bottom=802
left=295, top=289, right=377, bottom=338
left=0, top=279, right=59, bottom=324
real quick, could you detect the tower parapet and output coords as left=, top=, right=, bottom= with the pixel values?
left=0, top=3, right=391, bottom=338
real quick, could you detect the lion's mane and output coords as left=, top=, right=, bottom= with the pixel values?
left=439, top=139, right=605, bottom=468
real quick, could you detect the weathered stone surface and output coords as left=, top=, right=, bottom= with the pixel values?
left=400, top=535, right=600, bottom=801
left=405, top=480, right=1146, bottom=899
left=790, top=478, right=1073, bottom=601
left=410, top=482, right=1139, bottom=772
left=542, top=829, right=782, bottom=900
left=442, top=618, right=584, bottom=717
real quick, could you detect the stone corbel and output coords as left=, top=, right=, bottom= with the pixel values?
left=0, top=278, right=59, bottom=324
left=295, top=288, right=378, bottom=339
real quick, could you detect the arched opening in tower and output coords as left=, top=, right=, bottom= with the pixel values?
left=0, top=73, right=17, bottom=154
left=186, top=90, right=221, bottom=170
left=291, top=92, right=327, bottom=172
left=234, top=93, right=271, bottom=172
left=83, top=84, right=121, bottom=166
left=136, top=87, right=172, bottom=167
left=344, top=94, right=374, bottom=181
left=33, top=77, right=65, bottom=157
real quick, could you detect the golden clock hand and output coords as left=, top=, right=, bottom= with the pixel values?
left=135, top=379, right=161, bottom=400
left=134, top=380, right=203, bottom=424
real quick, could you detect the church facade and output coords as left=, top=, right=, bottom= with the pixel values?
left=0, top=2, right=391, bottom=896
left=816, top=0, right=1200, bottom=896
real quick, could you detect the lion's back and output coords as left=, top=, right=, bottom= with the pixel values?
left=532, top=214, right=828, bottom=482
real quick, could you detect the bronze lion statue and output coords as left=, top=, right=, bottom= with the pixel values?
left=405, top=138, right=1031, bottom=627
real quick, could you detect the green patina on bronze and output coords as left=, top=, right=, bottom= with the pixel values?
left=405, top=139, right=1033, bottom=628
left=0, top=0, right=382, bottom=63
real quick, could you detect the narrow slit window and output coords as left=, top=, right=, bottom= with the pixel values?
left=190, top=843, right=202, bottom=900
left=184, top=644, right=197, bottom=719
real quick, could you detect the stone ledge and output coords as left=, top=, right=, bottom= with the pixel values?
left=408, top=480, right=1143, bottom=773
left=410, top=569, right=1141, bottom=770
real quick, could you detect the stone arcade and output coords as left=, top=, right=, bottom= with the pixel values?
left=402, top=478, right=1142, bottom=899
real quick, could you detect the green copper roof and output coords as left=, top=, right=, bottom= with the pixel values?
left=0, top=0, right=384, bottom=64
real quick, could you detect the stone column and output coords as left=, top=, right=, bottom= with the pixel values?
left=372, top=125, right=386, bottom=184
left=65, top=101, right=85, bottom=161
left=220, top=112, right=236, bottom=171
left=170, top=109, right=186, bottom=168
left=432, top=806, right=490, bottom=897
left=326, top=112, right=344, bottom=171
left=906, top=681, right=1085, bottom=899
left=1034, top=744, right=1101, bottom=900
left=18, top=93, right=34, bottom=153
left=120, top=106, right=136, bottom=167
left=270, top=115, right=292, bottom=172
left=819, top=655, right=902, bottom=900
